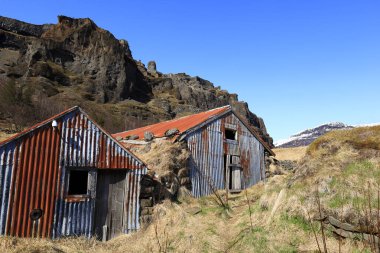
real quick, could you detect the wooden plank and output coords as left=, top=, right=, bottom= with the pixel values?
left=225, top=155, right=231, bottom=191
left=231, top=156, right=241, bottom=191
left=94, top=172, right=109, bottom=240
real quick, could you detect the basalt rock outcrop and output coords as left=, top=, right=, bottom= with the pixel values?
left=0, top=15, right=273, bottom=147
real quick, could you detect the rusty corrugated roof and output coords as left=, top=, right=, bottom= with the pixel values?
left=113, top=105, right=231, bottom=141
left=112, top=106, right=274, bottom=156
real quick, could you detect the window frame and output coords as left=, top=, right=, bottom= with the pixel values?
left=224, top=128, right=237, bottom=141
left=66, top=168, right=91, bottom=198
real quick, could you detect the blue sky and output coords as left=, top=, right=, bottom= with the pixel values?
left=2, top=1, right=380, bottom=141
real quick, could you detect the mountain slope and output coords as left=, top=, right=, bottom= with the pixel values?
left=275, top=122, right=353, bottom=148
left=0, top=16, right=273, bottom=146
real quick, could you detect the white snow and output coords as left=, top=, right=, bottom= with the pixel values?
left=354, top=122, right=380, bottom=127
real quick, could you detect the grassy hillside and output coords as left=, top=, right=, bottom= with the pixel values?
left=272, top=146, right=307, bottom=161
left=1, top=126, right=380, bottom=252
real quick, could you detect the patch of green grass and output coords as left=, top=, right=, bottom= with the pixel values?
left=277, top=245, right=298, bottom=253
left=201, top=240, right=211, bottom=253
left=288, top=181, right=306, bottom=194
left=352, top=248, right=372, bottom=253
left=200, top=204, right=231, bottom=219
left=178, top=230, right=185, bottom=239
left=280, top=214, right=311, bottom=232
left=343, top=160, right=380, bottom=182
left=328, top=194, right=351, bottom=208
left=228, top=227, right=269, bottom=252
left=206, top=226, right=218, bottom=236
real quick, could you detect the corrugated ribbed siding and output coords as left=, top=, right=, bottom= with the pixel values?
left=57, top=199, right=95, bottom=237
left=187, top=119, right=224, bottom=197
left=186, top=112, right=265, bottom=198
left=125, top=168, right=145, bottom=233
left=0, top=108, right=146, bottom=238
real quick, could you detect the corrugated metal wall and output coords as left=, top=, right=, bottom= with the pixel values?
left=0, top=108, right=146, bottom=238
left=186, top=112, right=265, bottom=197
left=187, top=119, right=224, bottom=198
left=124, top=169, right=144, bottom=233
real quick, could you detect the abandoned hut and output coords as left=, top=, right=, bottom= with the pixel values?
left=113, top=105, right=274, bottom=198
left=0, top=106, right=147, bottom=240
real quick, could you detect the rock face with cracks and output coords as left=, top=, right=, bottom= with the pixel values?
left=0, top=15, right=273, bottom=146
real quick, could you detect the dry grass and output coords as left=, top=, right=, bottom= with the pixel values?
left=133, top=139, right=190, bottom=177
left=2, top=126, right=379, bottom=252
left=308, top=125, right=380, bottom=157
left=0, top=181, right=369, bottom=253
left=272, top=146, right=307, bottom=161
left=0, top=131, right=16, bottom=143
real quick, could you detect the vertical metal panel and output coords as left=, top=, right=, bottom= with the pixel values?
left=0, top=107, right=147, bottom=239
left=56, top=198, right=94, bottom=237
left=125, top=167, right=145, bottom=233
left=186, top=112, right=265, bottom=198
left=233, top=113, right=265, bottom=188
left=187, top=118, right=224, bottom=197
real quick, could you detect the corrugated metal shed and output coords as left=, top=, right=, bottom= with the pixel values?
left=186, top=113, right=266, bottom=197
left=0, top=106, right=147, bottom=239
left=113, top=105, right=274, bottom=156
left=113, top=106, right=274, bottom=198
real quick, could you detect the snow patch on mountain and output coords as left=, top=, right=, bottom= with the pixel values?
left=275, top=122, right=353, bottom=148
left=275, top=122, right=380, bottom=148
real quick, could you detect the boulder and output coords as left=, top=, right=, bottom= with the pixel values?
left=129, top=135, right=139, bottom=140
left=147, top=61, right=157, bottom=73
left=165, top=128, right=179, bottom=137
left=144, top=131, right=154, bottom=141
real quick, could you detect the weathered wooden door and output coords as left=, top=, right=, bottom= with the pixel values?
left=230, top=156, right=242, bottom=191
left=225, top=154, right=242, bottom=192
left=95, top=171, right=126, bottom=240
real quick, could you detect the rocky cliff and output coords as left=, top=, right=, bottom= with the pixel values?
left=0, top=16, right=273, bottom=146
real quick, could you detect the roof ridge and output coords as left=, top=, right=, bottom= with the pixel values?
left=114, top=105, right=231, bottom=136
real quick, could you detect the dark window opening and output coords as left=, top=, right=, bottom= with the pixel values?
left=225, top=129, right=236, bottom=140
left=68, top=170, right=88, bottom=195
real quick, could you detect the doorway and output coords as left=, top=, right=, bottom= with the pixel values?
left=94, top=171, right=126, bottom=240
left=224, top=155, right=242, bottom=192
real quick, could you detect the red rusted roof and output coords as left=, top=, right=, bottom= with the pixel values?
left=113, top=105, right=275, bottom=156
left=113, top=105, right=231, bottom=140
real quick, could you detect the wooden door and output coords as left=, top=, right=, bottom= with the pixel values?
left=95, top=171, right=126, bottom=240
left=230, top=156, right=242, bottom=191
left=225, top=155, right=242, bottom=192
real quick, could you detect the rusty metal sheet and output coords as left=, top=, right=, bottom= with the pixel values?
left=0, top=107, right=147, bottom=239
left=187, top=119, right=224, bottom=197
left=113, top=105, right=231, bottom=141
left=186, top=112, right=266, bottom=198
